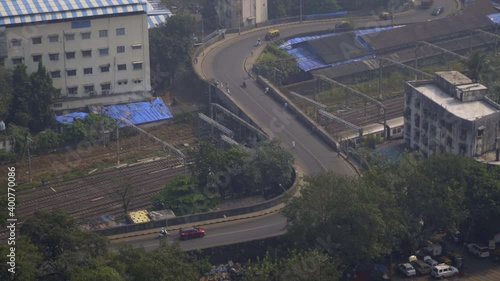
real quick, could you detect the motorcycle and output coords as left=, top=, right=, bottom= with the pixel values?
left=156, top=231, right=169, bottom=239
left=242, top=80, right=247, bottom=88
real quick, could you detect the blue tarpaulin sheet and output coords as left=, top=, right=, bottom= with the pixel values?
left=102, top=98, right=173, bottom=127
left=55, top=112, right=88, bottom=125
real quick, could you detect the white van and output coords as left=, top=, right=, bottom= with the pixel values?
left=431, top=264, right=459, bottom=278
left=467, top=243, right=490, bottom=258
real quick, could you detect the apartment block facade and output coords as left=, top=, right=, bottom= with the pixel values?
left=0, top=0, right=153, bottom=113
left=216, top=0, right=268, bottom=29
left=404, top=71, right=500, bottom=158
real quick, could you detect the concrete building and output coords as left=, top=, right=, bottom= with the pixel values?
left=404, top=71, right=500, bottom=158
left=0, top=0, right=157, bottom=113
left=216, top=0, right=268, bottom=29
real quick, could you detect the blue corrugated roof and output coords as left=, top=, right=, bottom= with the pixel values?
left=55, top=112, right=88, bottom=125
left=488, top=13, right=500, bottom=23
left=0, top=0, right=148, bottom=26
left=102, top=98, right=173, bottom=126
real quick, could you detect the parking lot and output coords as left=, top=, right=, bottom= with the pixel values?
left=392, top=243, right=500, bottom=281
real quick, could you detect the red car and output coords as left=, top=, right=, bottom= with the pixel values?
left=178, top=227, right=205, bottom=240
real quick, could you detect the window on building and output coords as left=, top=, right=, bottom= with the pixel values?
left=49, top=53, right=59, bottom=61
left=12, top=57, right=24, bottom=65
left=65, top=33, right=75, bottom=41
left=100, top=65, right=110, bottom=73
left=133, top=79, right=142, bottom=84
left=83, top=67, right=93, bottom=75
left=11, top=39, right=22, bottom=47
left=99, top=30, right=108, bottom=38
left=32, top=37, right=42, bottom=45
left=446, top=136, right=453, bottom=148
left=32, top=54, right=42, bottom=63
left=49, top=35, right=59, bottom=43
left=117, top=64, right=127, bottom=71
left=131, top=44, right=142, bottom=50
left=81, top=32, right=91, bottom=39
left=101, top=83, right=111, bottom=90
left=116, top=28, right=125, bottom=36
left=460, top=128, right=467, bottom=140
left=99, top=48, right=109, bottom=56
left=84, top=85, right=95, bottom=93
left=50, top=71, right=61, bottom=78
left=133, top=61, right=143, bottom=70
left=117, top=46, right=125, bottom=53
left=82, top=49, right=92, bottom=57
left=117, top=80, right=128, bottom=85
left=477, top=126, right=485, bottom=137
left=67, top=87, right=78, bottom=95
left=67, top=69, right=77, bottom=76
left=66, top=52, right=76, bottom=59
left=459, top=143, right=467, bottom=155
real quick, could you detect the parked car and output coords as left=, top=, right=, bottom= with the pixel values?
left=178, top=227, right=205, bottom=240
left=423, top=256, right=439, bottom=267
left=430, top=264, right=459, bottom=279
left=398, top=263, right=417, bottom=277
left=432, top=7, right=444, bottom=16
left=335, top=21, right=352, bottom=30
left=467, top=243, right=490, bottom=258
left=379, top=12, right=391, bottom=20
left=410, top=260, right=432, bottom=275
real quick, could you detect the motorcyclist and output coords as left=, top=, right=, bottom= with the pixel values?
left=256, top=38, right=261, bottom=46
left=159, top=227, right=168, bottom=237
left=243, top=78, right=247, bottom=87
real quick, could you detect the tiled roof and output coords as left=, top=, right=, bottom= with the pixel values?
left=0, top=0, right=148, bottom=26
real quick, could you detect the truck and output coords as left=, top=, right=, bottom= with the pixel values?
left=421, top=0, right=434, bottom=9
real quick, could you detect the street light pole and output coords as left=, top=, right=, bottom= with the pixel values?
left=300, top=0, right=303, bottom=23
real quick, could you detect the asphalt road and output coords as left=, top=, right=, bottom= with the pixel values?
left=113, top=2, right=459, bottom=251
left=110, top=213, right=286, bottom=252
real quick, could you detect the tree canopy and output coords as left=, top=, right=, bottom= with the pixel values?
left=149, top=15, right=196, bottom=86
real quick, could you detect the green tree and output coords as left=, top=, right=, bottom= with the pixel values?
left=283, top=172, right=404, bottom=264
left=153, top=174, right=214, bottom=215
left=304, top=0, right=339, bottom=14
left=8, top=64, right=32, bottom=127
left=149, top=15, right=196, bottom=86
left=0, top=236, right=43, bottom=281
left=20, top=210, right=107, bottom=261
left=268, top=0, right=288, bottom=19
left=465, top=51, right=491, bottom=82
left=0, top=65, right=12, bottom=121
left=254, top=139, right=294, bottom=190
left=67, top=258, right=122, bottom=281
left=256, top=45, right=301, bottom=85
left=29, top=62, right=59, bottom=132
left=243, top=250, right=341, bottom=281
left=110, top=243, right=209, bottom=281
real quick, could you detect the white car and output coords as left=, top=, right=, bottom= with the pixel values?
left=431, top=264, right=459, bottom=278
left=423, top=256, right=439, bottom=267
left=398, top=263, right=417, bottom=277
left=467, top=243, right=490, bottom=258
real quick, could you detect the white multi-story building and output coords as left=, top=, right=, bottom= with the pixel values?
left=404, top=71, right=500, bottom=158
left=0, top=0, right=157, bottom=113
left=216, top=0, right=268, bottom=29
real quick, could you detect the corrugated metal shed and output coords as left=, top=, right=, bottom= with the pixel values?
left=102, top=97, right=173, bottom=126
left=0, top=0, right=148, bottom=26
left=360, top=14, right=493, bottom=53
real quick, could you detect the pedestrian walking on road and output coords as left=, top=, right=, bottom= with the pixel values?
left=264, top=86, right=269, bottom=94
left=226, top=81, right=229, bottom=89
left=283, top=102, right=288, bottom=112
left=251, top=49, right=254, bottom=56
left=227, top=88, right=231, bottom=95
left=195, top=56, right=199, bottom=64
left=292, top=140, right=295, bottom=149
